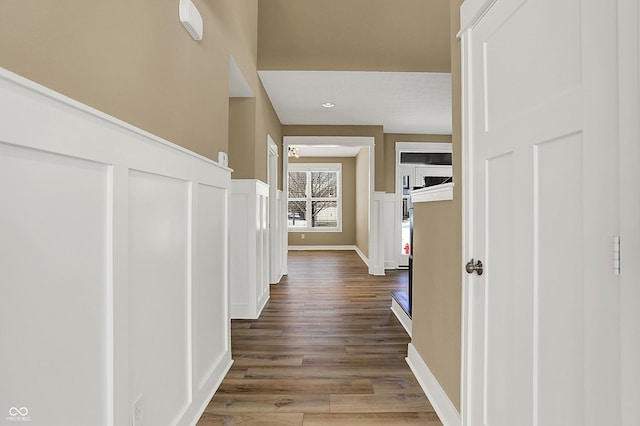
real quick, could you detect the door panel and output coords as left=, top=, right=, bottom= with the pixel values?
left=485, top=152, right=525, bottom=425
left=535, top=133, right=585, bottom=425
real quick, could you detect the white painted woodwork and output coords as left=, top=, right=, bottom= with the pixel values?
left=0, top=68, right=232, bottom=426
left=461, top=0, right=628, bottom=425
left=128, top=171, right=191, bottom=425
left=279, top=190, right=288, bottom=276
left=391, top=299, right=412, bottom=337
left=381, top=193, right=397, bottom=269
left=267, top=136, right=283, bottom=284
left=370, top=192, right=386, bottom=275
left=618, top=0, right=640, bottom=423
left=406, top=344, right=461, bottom=426
left=229, top=180, right=270, bottom=319
left=0, top=145, right=110, bottom=426
left=411, top=182, right=454, bottom=203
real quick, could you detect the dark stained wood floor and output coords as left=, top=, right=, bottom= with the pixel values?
left=198, top=250, right=442, bottom=425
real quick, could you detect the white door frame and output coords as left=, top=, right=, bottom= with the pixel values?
left=283, top=136, right=377, bottom=274
left=395, top=142, right=453, bottom=268
left=267, top=135, right=282, bottom=284
left=618, top=0, right=640, bottom=422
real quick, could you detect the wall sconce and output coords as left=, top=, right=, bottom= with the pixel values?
left=288, top=146, right=299, bottom=158
left=179, top=0, right=203, bottom=41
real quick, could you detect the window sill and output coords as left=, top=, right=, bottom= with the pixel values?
left=410, top=182, right=454, bottom=203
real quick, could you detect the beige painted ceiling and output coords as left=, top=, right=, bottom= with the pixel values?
left=256, top=0, right=452, bottom=136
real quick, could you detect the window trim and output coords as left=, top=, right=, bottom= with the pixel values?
left=287, top=163, right=342, bottom=232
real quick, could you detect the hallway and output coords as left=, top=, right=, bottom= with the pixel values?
left=198, top=250, right=442, bottom=425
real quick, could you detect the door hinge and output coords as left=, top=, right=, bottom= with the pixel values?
left=613, top=236, right=620, bottom=275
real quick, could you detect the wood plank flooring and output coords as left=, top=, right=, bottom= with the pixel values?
left=198, top=250, right=442, bottom=425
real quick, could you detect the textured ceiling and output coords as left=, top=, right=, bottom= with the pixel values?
left=258, top=71, right=452, bottom=135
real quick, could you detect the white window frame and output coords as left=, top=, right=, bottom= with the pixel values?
left=287, top=163, right=342, bottom=232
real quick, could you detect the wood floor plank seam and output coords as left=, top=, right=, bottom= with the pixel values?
left=198, top=251, right=442, bottom=425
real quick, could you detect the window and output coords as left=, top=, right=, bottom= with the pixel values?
left=288, top=163, right=341, bottom=231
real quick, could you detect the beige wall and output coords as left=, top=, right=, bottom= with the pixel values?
left=257, top=0, right=450, bottom=72
left=0, top=0, right=281, bottom=177
left=287, top=157, right=356, bottom=246
left=229, top=97, right=257, bottom=178
left=254, top=82, right=283, bottom=185
left=355, top=147, right=370, bottom=258
left=411, top=0, right=463, bottom=411
left=383, top=133, right=453, bottom=193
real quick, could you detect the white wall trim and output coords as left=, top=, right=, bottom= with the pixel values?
left=411, top=182, right=454, bottom=203
left=230, top=179, right=270, bottom=320
left=187, top=359, right=233, bottom=426
left=354, top=245, right=370, bottom=267
left=459, top=0, right=498, bottom=34
left=286, top=245, right=370, bottom=267
left=406, top=343, right=461, bottom=426
left=618, top=0, right=640, bottom=423
left=380, top=192, right=398, bottom=269
left=288, top=244, right=356, bottom=251
left=390, top=299, right=412, bottom=337
left=0, top=67, right=232, bottom=426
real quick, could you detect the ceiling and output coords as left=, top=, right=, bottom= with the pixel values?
left=258, top=70, right=452, bottom=135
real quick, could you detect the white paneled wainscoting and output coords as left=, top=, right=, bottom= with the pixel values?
left=229, top=180, right=270, bottom=319
left=0, top=68, right=232, bottom=425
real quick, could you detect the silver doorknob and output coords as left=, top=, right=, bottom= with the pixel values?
left=465, top=258, right=483, bottom=276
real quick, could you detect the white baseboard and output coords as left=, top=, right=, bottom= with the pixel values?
left=385, top=261, right=398, bottom=270
left=286, top=245, right=370, bottom=269
left=406, top=343, right=461, bottom=426
left=288, top=245, right=356, bottom=251
left=256, top=294, right=269, bottom=319
left=391, top=298, right=412, bottom=337
left=189, top=358, right=233, bottom=426
left=354, top=245, right=370, bottom=267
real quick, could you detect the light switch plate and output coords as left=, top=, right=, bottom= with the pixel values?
left=218, top=151, right=229, bottom=167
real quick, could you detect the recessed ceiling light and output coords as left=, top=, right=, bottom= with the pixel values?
left=321, top=102, right=336, bottom=108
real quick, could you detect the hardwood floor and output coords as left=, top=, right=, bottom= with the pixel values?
left=198, top=250, right=442, bottom=425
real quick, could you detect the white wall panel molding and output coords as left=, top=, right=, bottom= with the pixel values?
left=459, top=0, right=498, bottom=34
left=230, top=179, right=270, bottom=319
left=380, top=192, right=398, bottom=269
left=370, top=192, right=386, bottom=275
left=370, top=192, right=383, bottom=275
left=0, top=67, right=231, bottom=426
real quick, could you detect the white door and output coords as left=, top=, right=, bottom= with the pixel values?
left=462, top=0, right=621, bottom=425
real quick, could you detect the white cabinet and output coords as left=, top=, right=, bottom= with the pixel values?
left=229, top=179, right=270, bottom=319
